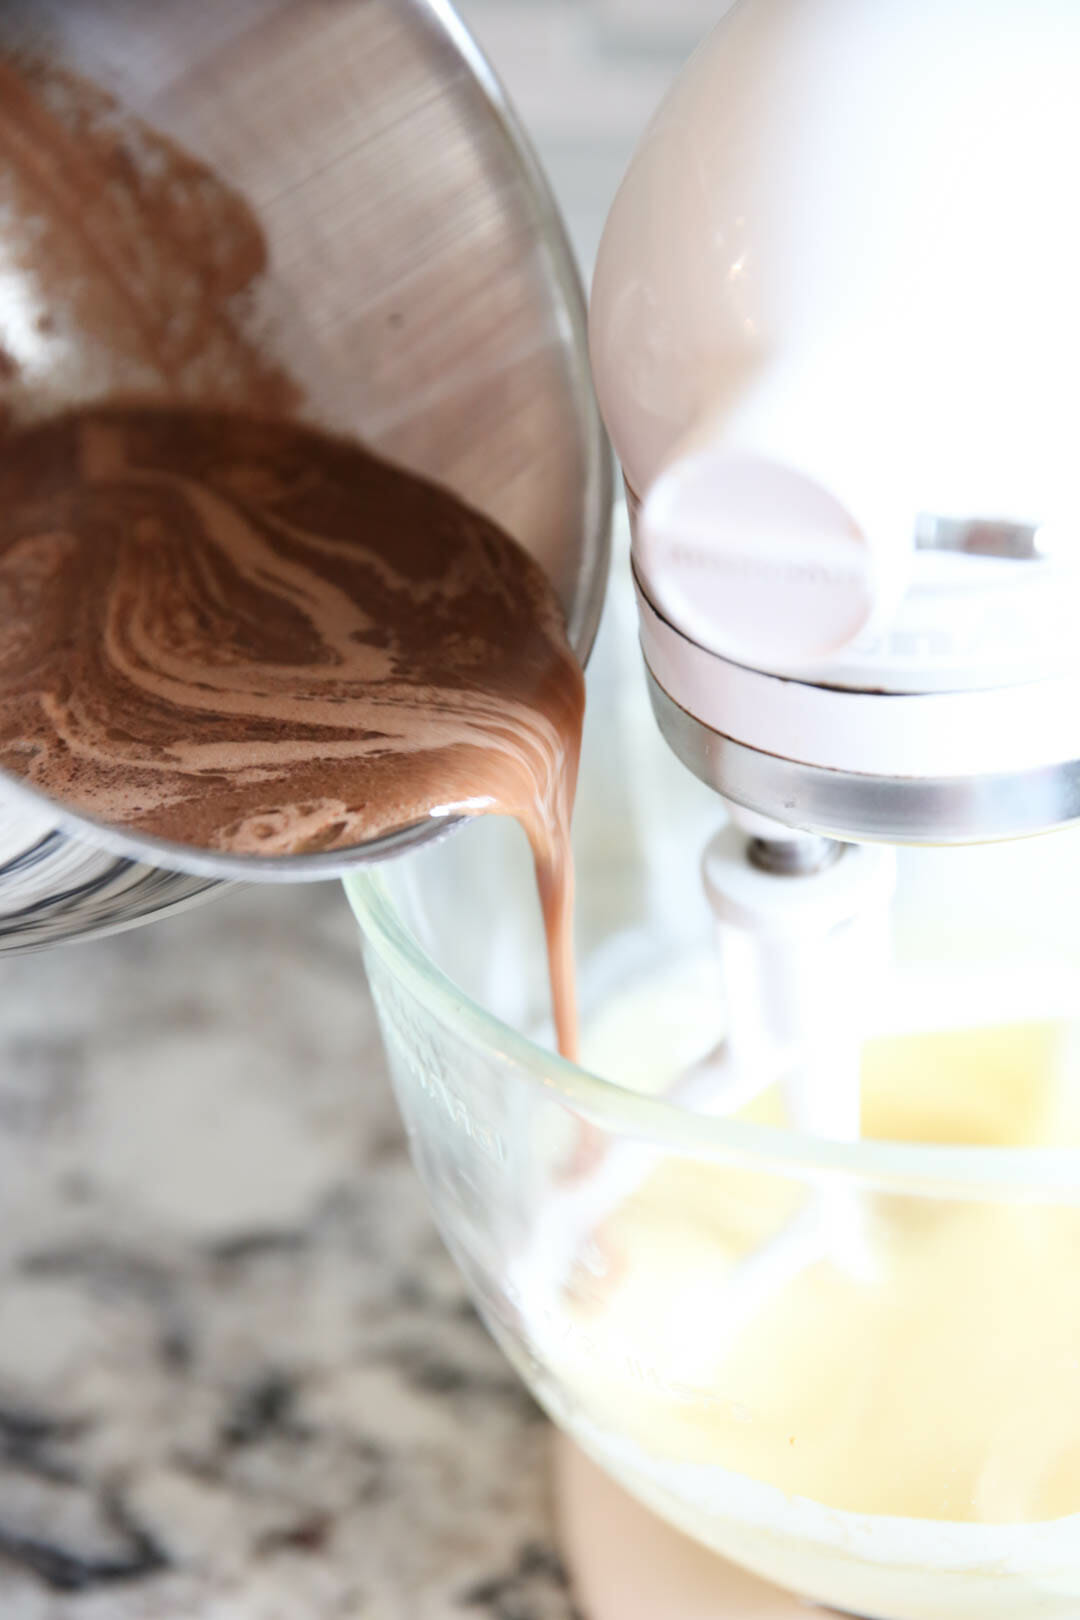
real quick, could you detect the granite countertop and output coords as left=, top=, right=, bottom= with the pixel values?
left=0, top=4, right=713, bottom=1615
left=0, top=884, right=572, bottom=1619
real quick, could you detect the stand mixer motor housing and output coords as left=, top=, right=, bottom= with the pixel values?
left=591, top=0, right=1080, bottom=848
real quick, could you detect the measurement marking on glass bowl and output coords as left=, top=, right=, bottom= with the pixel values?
left=372, top=982, right=510, bottom=1166
left=527, top=1303, right=742, bottom=1407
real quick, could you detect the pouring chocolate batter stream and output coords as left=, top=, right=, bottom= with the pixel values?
left=0, top=56, right=586, bottom=1058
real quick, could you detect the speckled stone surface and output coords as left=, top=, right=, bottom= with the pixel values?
left=0, top=3, right=719, bottom=1614
left=0, top=885, right=574, bottom=1619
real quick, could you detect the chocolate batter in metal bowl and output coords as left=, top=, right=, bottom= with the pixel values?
left=0, top=0, right=612, bottom=948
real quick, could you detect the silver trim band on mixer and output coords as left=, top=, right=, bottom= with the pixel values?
left=645, top=668, right=1080, bottom=844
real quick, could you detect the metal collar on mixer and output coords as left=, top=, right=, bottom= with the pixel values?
left=645, top=670, right=1080, bottom=846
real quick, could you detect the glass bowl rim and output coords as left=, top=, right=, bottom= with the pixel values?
left=347, top=866, right=1080, bottom=1203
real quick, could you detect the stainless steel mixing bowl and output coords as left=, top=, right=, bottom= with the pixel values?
left=0, top=0, right=612, bottom=947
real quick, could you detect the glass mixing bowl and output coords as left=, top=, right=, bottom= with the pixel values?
left=347, top=531, right=1080, bottom=1620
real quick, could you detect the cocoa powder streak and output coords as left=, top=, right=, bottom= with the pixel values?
left=0, top=54, right=299, bottom=430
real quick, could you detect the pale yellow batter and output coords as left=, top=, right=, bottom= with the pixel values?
left=536, top=1010, right=1080, bottom=1616
left=561, top=1019, right=1080, bottom=1522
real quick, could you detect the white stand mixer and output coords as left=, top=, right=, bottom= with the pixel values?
left=568, top=0, right=1080, bottom=1613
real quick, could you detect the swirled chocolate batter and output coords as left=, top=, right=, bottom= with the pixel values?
left=0, top=53, right=301, bottom=431
left=0, top=53, right=582, bottom=1049
left=0, top=53, right=585, bottom=1056
left=0, top=406, right=585, bottom=1054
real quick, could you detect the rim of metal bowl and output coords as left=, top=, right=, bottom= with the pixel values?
left=346, top=861, right=1080, bottom=1203
left=0, top=0, right=614, bottom=886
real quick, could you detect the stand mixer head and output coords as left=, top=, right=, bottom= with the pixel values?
left=591, top=0, right=1080, bottom=848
